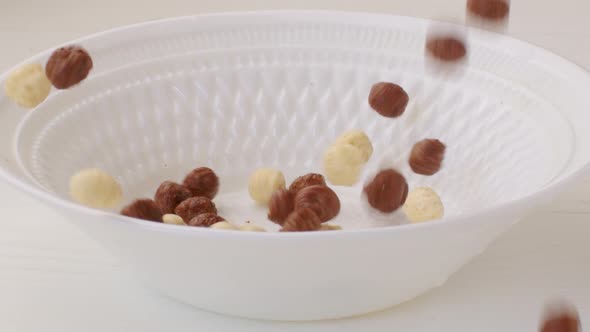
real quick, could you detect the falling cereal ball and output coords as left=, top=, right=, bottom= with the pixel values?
left=426, top=36, right=467, bottom=62
left=335, top=130, right=374, bottom=163
left=467, top=0, right=510, bottom=21
left=409, top=139, right=446, bottom=176
left=69, top=168, right=122, bottom=209
left=323, top=144, right=365, bottom=186
left=540, top=300, right=580, bottom=332
left=45, top=46, right=93, bottom=89
left=368, top=82, right=409, bottom=118
left=403, top=187, right=444, bottom=223
left=363, top=169, right=408, bottom=213
left=4, top=63, right=52, bottom=108
left=248, top=168, right=286, bottom=205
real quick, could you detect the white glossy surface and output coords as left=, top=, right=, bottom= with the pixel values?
left=5, top=10, right=590, bottom=320
left=1, top=0, right=590, bottom=330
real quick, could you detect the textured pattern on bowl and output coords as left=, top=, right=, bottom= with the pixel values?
left=1, top=12, right=589, bottom=320
left=15, top=48, right=569, bottom=229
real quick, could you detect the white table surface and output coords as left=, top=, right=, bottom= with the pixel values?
left=1, top=1, right=590, bottom=331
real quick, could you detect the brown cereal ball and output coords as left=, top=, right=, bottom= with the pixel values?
left=154, top=181, right=192, bottom=214
left=364, top=169, right=408, bottom=213
left=121, top=199, right=162, bottom=222
left=409, top=139, right=446, bottom=176
left=426, top=37, right=467, bottom=62
left=268, top=189, right=295, bottom=225
left=294, top=185, right=340, bottom=222
left=289, top=173, right=327, bottom=196
left=183, top=167, right=220, bottom=199
left=368, top=82, right=409, bottom=118
left=467, top=0, right=510, bottom=20
left=45, top=45, right=93, bottom=89
left=188, top=213, right=225, bottom=227
left=175, top=196, right=217, bottom=222
left=281, top=208, right=322, bottom=232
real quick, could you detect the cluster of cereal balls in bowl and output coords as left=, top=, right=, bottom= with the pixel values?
left=68, top=82, right=447, bottom=232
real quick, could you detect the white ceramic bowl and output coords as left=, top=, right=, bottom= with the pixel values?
left=2, top=11, right=590, bottom=321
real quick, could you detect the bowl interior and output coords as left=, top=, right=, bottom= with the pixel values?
left=13, top=47, right=572, bottom=229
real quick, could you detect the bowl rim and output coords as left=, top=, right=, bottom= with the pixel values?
left=2, top=10, right=590, bottom=237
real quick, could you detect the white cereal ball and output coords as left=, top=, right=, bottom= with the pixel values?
left=248, top=168, right=286, bottom=205
left=162, top=214, right=186, bottom=225
left=320, top=224, right=342, bottom=231
left=238, top=224, right=267, bottom=232
left=4, top=63, right=52, bottom=108
left=335, top=130, right=373, bottom=163
left=210, top=221, right=238, bottom=230
left=323, top=143, right=365, bottom=186
left=69, top=168, right=123, bottom=209
left=403, top=187, right=444, bottom=223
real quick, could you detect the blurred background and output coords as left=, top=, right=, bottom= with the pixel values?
left=2, top=0, right=590, bottom=70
